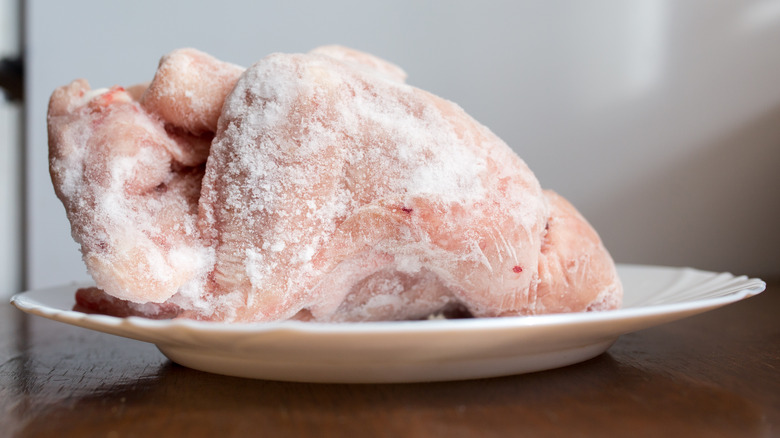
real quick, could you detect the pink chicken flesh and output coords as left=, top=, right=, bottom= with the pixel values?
left=49, top=46, right=622, bottom=322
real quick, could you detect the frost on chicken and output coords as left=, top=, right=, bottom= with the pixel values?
left=49, top=46, right=622, bottom=322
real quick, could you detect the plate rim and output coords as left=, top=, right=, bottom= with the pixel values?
left=8, top=263, right=766, bottom=382
left=10, top=263, right=766, bottom=336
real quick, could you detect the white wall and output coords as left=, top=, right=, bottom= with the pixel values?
left=1, top=0, right=22, bottom=297
left=26, top=0, right=780, bottom=292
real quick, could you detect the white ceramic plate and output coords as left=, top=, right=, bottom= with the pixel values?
left=10, top=264, right=765, bottom=383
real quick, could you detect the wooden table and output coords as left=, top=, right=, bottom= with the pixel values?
left=2, top=281, right=778, bottom=437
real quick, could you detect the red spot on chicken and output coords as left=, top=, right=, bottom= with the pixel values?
left=512, top=265, right=523, bottom=273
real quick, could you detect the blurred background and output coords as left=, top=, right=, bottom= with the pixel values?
left=1, top=0, right=779, bottom=297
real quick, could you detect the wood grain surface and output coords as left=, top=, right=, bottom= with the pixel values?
left=1, top=281, right=778, bottom=438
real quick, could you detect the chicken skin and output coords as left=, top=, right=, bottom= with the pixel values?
left=49, top=49, right=241, bottom=305
left=50, top=46, right=622, bottom=322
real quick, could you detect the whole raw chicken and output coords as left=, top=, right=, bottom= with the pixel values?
left=48, top=46, right=622, bottom=322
